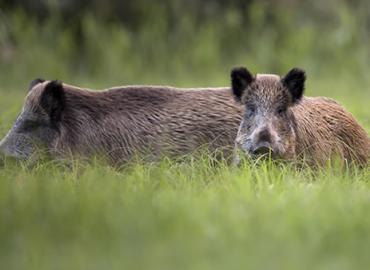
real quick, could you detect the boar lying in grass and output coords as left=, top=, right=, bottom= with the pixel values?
left=231, top=67, right=370, bottom=166
left=0, top=79, right=243, bottom=164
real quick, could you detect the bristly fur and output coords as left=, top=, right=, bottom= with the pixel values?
left=24, top=83, right=244, bottom=164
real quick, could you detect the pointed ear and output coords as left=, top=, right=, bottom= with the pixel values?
left=28, top=78, right=45, bottom=91
left=231, top=67, right=254, bottom=101
left=282, top=68, right=306, bottom=103
left=40, top=80, right=65, bottom=122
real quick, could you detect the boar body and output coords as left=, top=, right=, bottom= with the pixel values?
left=0, top=80, right=243, bottom=164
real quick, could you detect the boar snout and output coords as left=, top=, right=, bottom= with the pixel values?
left=250, top=126, right=281, bottom=157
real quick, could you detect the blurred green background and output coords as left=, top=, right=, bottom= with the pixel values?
left=0, top=1, right=370, bottom=270
left=0, top=0, right=369, bottom=131
left=1, top=0, right=370, bottom=84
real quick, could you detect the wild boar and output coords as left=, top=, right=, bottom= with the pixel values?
left=0, top=79, right=243, bottom=164
left=231, top=67, right=370, bottom=166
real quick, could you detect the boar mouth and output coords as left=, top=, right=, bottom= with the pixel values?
left=248, top=141, right=284, bottom=160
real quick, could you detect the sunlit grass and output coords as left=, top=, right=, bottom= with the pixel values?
left=0, top=155, right=369, bottom=270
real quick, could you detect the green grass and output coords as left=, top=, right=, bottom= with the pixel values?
left=0, top=158, right=369, bottom=270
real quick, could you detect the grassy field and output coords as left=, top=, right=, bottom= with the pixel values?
left=1, top=4, right=370, bottom=269
left=1, top=158, right=370, bottom=270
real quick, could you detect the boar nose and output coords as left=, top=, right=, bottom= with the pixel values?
left=252, top=128, right=274, bottom=156
left=257, top=128, right=272, bottom=144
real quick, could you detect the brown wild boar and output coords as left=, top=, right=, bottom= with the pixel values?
left=0, top=79, right=243, bottom=164
left=231, top=67, right=370, bottom=166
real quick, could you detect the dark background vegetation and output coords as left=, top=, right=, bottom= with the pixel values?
left=1, top=0, right=370, bottom=87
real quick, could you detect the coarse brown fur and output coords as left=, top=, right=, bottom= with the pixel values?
left=24, top=82, right=243, bottom=163
left=291, top=97, right=370, bottom=166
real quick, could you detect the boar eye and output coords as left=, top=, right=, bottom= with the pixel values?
left=245, top=104, right=256, bottom=117
left=277, top=107, right=286, bottom=115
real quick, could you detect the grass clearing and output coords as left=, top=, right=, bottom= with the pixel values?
left=0, top=157, right=369, bottom=270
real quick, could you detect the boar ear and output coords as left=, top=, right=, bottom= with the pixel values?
left=282, top=68, right=306, bottom=103
left=231, top=67, right=254, bottom=101
left=40, top=80, right=65, bottom=122
left=28, top=78, right=45, bottom=91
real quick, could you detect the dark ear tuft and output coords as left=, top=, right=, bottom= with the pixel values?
left=40, top=80, right=65, bottom=122
left=282, top=68, right=306, bottom=103
left=29, top=78, right=45, bottom=91
left=231, top=67, right=254, bottom=101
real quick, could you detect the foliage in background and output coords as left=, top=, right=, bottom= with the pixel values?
left=1, top=0, right=370, bottom=86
